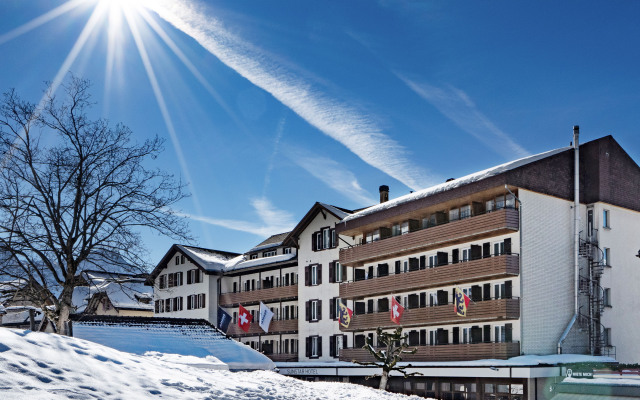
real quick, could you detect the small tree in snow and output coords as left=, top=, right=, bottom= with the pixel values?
left=353, top=326, right=422, bottom=391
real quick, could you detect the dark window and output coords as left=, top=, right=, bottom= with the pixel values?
left=483, top=325, right=491, bottom=343
left=408, top=330, right=419, bottom=346
left=378, top=263, right=389, bottom=277
left=378, top=298, right=389, bottom=312
left=437, top=251, right=448, bottom=266
left=395, top=260, right=401, bottom=274
left=419, top=256, right=426, bottom=270
left=436, top=329, right=448, bottom=345
left=471, top=244, right=482, bottom=260
left=483, top=283, right=491, bottom=301
left=437, top=290, right=448, bottom=305
left=355, top=301, right=366, bottom=315
left=354, top=269, right=366, bottom=281
left=420, top=329, right=427, bottom=346
left=471, top=285, right=482, bottom=302
left=408, top=294, right=419, bottom=309
left=355, top=334, right=366, bottom=348
left=367, top=299, right=374, bottom=314
left=452, top=249, right=459, bottom=264
left=505, top=280, right=513, bottom=299
left=408, top=257, right=419, bottom=271
left=505, top=323, right=513, bottom=342
left=419, top=292, right=426, bottom=308
left=504, top=238, right=512, bottom=255
left=483, top=242, right=491, bottom=258
left=453, top=327, right=460, bottom=344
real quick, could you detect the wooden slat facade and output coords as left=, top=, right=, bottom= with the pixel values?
left=339, top=254, right=519, bottom=299
left=340, top=341, right=520, bottom=362
left=267, top=353, right=299, bottom=362
left=340, top=298, right=519, bottom=331
left=219, top=284, right=298, bottom=307
left=339, top=208, right=519, bottom=266
left=227, top=318, right=298, bottom=336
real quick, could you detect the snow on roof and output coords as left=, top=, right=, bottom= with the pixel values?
left=319, top=203, right=352, bottom=220
left=0, top=329, right=422, bottom=400
left=71, top=272, right=153, bottom=312
left=143, top=351, right=228, bottom=370
left=226, top=253, right=297, bottom=272
left=72, top=317, right=276, bottom=371
left=179, top=245, right=239, bottom=273
left=247, top=232, right=291, bottom=253
left=343, top=146, right=571, bottom=223
left=0, top=306, right=44, bottom=325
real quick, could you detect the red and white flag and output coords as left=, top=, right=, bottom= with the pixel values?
left=238, top=304, right=253, bottom=332
left=390, top=296, right=404, bottom=324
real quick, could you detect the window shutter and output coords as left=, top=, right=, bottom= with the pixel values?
left=483, top=325, right=491, bottom=343
left=331, top=229, right=336, bottom=248
left=505, top=280, right=512, bottom=299
left=343, top=335, right=348, bottom=349
left=330, top=336, right=336, bottom=357
left=419, top=255, right=426, bottom=269
left=318, top=337, right=322, bottom=357
left=504, top=238, right=512, bottom=254
left=482, top=242, right=491, bottom=258
left=187, top=270, right=192, bottom=285
left=342, top=265, right=347, bottom=282
left=202, top=293, right=205, bottom=306
left=305, top=266, right=310, bottom=286
left=483, top=283, right=491, bottom=301
left=329, top=262, right=335, bottom=283
left=505, top=323, right=513, bottom=342
left=395, top=260, right=401, bottom=274
left=317, top=265, right=322, bottom=284
left=306, top=337, right=311, bottom=358
left=305, top=301, right=310, bottom=321
left=312, top=233, right=317, bottom=251
left=317, top=300, right=322, bottom=320
left=179, top=272, right=183, bottom=286
left=330, top=298, right=335, bottom=319
left=471, top=285, right=482, bottom=302
left=187, top=296, right=192, bottom=310
left=452, top=249, right=459, bottom=264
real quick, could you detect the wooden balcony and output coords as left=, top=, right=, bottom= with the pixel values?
left=340, top=254, right=519, bottom=299
left=340, top=341, right=520, bottom=362
left=339, top=208, right=519, bottom=266
left=219, top=284, right=298, bottom=307
left=267, top=353, right=299, bottom=362
left=227, top=318, right=298, bottom=336
left=340, top=298, right=519, bottom=332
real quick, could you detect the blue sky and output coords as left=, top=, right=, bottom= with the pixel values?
left=0, top=0, right=639, bottom=265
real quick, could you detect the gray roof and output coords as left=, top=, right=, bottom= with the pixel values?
left=247, top=232, right=291, bottom=253
left=178, top=245, right=242, bottom=273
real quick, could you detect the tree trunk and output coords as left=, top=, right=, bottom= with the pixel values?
left=56, top=287, right=73, bottom=336
left=379, top=370, right=389, bottom=391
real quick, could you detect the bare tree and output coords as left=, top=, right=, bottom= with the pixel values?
left=0, top=76, right=190, bottom=334
left=353, top=327, right=422, bottom=391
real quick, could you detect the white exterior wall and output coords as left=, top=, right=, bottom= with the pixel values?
left=153, top=251, right=219, bottom=323
left=297, top=211, right=354, bottom=361
left=520, top=189, right=582, bottom=355
left=220, top=265, right=297, bottom=294
left=597, top=203, right=640, bottom=363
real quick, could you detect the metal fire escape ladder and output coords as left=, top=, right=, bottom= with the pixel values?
left=577, top=231, right=612, bottom=356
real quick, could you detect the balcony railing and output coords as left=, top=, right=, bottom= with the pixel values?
left=340, top=341, right=520, bottom=362
left=226, top=318, right=298, bottom=336
left=339, top=208, right=519, bottom=266
left=340, top=254, right=519, bottom=299
left=219, top=284, right=298, bottom=307
left=340, top=298, right=519, bottom=332
left=267, top=353, right=299, bottom=362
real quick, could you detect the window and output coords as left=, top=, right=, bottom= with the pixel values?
left=495, top=195, right=505, bottom=210
left=311, top=336, right=319, bottom=357
left=263, top=250, right=276, bottom=257
left=158, top=275, right=167, bottom=289
left=186, top=269, right=202, bottom=284
left=604, top=328, right=612, bottom=346
left=313, top=227, right=336, bottom=250
left=604, top=247, right=611, bottom=267
left=506, top=193, right=516, bottom=208
left=174, top=255, right=180, bottom=265
left=486, top=199, right=495, bottom=213
left=186, top=293, right=206, bottom=310
left=334, top=262, right=343, bottom=283
left=250, top=254, right=258, bottom=260
left=311, top=300, right=319, bottom=321
left=428, top=255, right=437, bottom=268
left=322, top=228, right=331, bottom=249
left=494, top=241, right=504, bottom=256
left=460, top=205, right=471, bottom=219
left=283, top=247, right=292, bottom=254
left=495, top=325, right=506, bottom=342
left=154, top=300, right=163, bottom=313
left=603, top=209, right=610, bottom=228
left=167, top=272, right=183, bottom=288
left=180, top=255, right=185, bottom=264
left=401, top=221, right=410, bottom=235
left=391, top=224, right=401, bottom=237
left=461, top=248, right=470, bottom=262
left=604, top=288, right=612, bottom=307
left=449, top=208, right=459, bottom=221
left=311, top=265, right=318, bottom=286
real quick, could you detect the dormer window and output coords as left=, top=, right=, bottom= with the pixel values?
left=283, top=247, right=292, bottom=254
left=250, top=254, right=258, bottom=260
left=263, top=250, right=276, bottom=257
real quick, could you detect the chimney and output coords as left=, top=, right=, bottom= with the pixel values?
left=379, top=185, right=389, bottom=203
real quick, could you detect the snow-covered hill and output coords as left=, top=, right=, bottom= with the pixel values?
left=0, top=329, right=425, bottom=399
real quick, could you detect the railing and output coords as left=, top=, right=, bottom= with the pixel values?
left=341, top=298, right=519, bottom=331
left=219, top=283, right=298, bottom=307
left=267, top=353, right=299, bottom=362
left=340, top=341, right=520, bottom=362
left=340, top=254, right=519, bottom=299
left=339, top=208, right=519, bottom=266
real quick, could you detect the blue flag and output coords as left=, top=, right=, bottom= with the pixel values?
left=217, top=306, right=232, bottom=333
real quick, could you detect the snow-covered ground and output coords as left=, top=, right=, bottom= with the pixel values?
left=0, top=328, right=426, bottom=399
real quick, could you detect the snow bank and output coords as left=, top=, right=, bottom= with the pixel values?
left=0, top=328, right=425, bottom=399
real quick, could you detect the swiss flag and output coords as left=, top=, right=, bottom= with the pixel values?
left=238, top=304, right=253, bottom=332
left=390, top=296, right=404, bottom=324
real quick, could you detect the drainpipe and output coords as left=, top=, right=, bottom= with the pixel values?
left=504, top=185, right=522, bottom=354
left=558, top=125, right=580, bottom=354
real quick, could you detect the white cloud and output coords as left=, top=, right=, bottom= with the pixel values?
left=179, top=197, right=296, bottom=237
left=146, top=0, right=435, bottom=190
left=284, top=145, right=376, bottom=206
left=398, top=76, right=529, bottom=159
